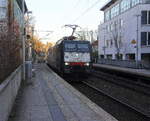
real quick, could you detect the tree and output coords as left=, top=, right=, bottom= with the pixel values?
left=75, top=28, right=97, bottom=42
left=45, top=42, right=53, bottom=52
left=111, top=22, right=124, bottom=60
left=75, top=29, right=89, bottom=40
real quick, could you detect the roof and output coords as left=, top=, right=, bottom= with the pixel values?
left=100, top=0, right=118, bottom=11
left=16, top=0, right=28, bottom=13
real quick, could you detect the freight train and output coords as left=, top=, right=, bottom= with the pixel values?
left=47, top=36, right=92, bottom=75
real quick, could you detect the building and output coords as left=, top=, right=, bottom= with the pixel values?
left=0, top=0, right=27, bottom=81
left=98, top=0, right=150, bottom=64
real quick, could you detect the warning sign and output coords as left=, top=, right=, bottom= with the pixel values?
left=131, top=39, right=136, bottom=44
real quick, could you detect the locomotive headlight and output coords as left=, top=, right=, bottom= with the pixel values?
left=85, top=63, right=90, bottom=66
left=75, top=53, right=79, bottom=57
left=65, top=62, right=69, bottom=65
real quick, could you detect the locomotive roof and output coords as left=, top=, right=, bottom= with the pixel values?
left=56, top=39, right=90, bottom=46
left=63, top=40, right=90, bottom=43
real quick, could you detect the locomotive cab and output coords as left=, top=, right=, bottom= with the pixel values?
left=62, top=40, right=92, bottom=74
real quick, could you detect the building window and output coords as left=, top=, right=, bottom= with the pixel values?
left=111, top=4, right=119, bottom=19
left=0, top=0, right=7, bottom=7
left=109, top=25, right=111, bottom=32
left=106, top=25, right=108, bottom=32
left=144, top=0, right=150, bottom=4
left=141, top=32, right=150, bottom=46
left=119, top=19, right=124, bottom=28
left=110, top=23, right=114, bottom=31
left=100, top=55, right=104, bottom=59
left=126, top=54, right=135, bottom=60
left=132, top=0, right=141, bottom=7
left=149, top=11, right=150, bottom=24
left=121, top=0, right=131, bottom=13
left=106, top=40, right=109, bottom=48
left=105, top=10, right=110, bottom=21
left=148, top=32, right=150, bottom=45
left=141, top=32, right=147, bottom=45
left=106, top=25, right=110, bottom=32
left=107, top=55, right=112, bottom=59
left=141, top=11, right=150, bottom=25
left=110, top=39, right=113, bottom=47
left=141, top=11, right=148, bottom=24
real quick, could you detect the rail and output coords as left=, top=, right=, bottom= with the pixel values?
left=82, top=81, right=150, bottom=118
left=91, top=70, right=150, bottom=96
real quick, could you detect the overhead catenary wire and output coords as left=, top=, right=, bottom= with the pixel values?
left=61, top=0, right=84, bottom=25
left=72, top=0, right=105, bottom=23
left=73, top=0, right=81, bottom=9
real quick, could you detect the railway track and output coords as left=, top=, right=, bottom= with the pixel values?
left=49, top=65, right=150, bottom=120
left=82, top=81, right=150, bottom=118
left=48, top=64, right=149, bottom=120
left=91, top=69, right=150, bottom=96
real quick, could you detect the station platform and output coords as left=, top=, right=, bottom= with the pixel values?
left=93, top=64, right=150, bottom=78
left=8, top=64, right=117, bottom=121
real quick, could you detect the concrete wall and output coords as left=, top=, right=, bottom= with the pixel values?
left=0, top=66, right=22, bottom=121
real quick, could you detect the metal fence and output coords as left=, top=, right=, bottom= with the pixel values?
left=97, top=59, right=150, bottom=69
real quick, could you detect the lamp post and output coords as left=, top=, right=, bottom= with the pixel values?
left=26, top=11, right=32, bottom=34
left=22, top=0, right=25, bottom=81
left=135, top=14, right=141, bottom=68
left=27, top=11, right=32, bottom=61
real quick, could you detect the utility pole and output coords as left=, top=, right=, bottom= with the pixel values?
left=32, top=26, right=34, bottom=42
left=135, top=14, right=141, bottom=68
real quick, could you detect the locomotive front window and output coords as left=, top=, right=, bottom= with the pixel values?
left=65, top=43, right=76, bottom=51
left=77, top=44, right=89, bottom=51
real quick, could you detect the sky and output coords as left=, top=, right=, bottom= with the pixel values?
left=25, top=0, right=108, bottom=43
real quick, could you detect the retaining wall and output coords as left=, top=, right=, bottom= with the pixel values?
left=0, top=66, right=22, bottom=121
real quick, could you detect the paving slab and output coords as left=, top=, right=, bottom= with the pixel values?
left=8, top=69, right=53, bottom=121
left=8, top=63, right=118, bottom=121
left=40, top=64, right=118, bottom=121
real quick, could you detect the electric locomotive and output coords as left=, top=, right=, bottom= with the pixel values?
left=47, top=36, right=92, bottom=74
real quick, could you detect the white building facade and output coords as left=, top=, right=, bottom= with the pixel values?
left=98, top=0, right=150, bottom=64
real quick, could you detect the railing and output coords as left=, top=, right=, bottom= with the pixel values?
left=97, top=59, right=150, bottom=69
left=0, top=66, right=22, bottom=121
